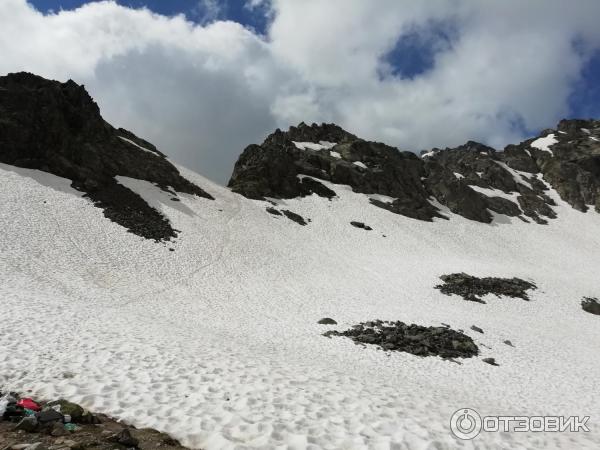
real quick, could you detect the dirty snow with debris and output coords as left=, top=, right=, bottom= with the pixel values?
left=1, top=162, right=599, bottom=450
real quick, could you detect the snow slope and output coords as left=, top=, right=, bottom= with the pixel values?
left=1, top=161, right=599, bottom=449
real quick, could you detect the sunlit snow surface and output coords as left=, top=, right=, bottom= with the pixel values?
left=530, top=133, right=558, bottom=154
left=118, top=136, right=160, bottom=155
left=1, top=162, right=599, bottom=449
left=292, top=141, right=337, bottom=151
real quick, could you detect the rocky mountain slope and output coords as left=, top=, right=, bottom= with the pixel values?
left=0, top=72, right=212, bottom=241
left=1, top=73, right=599, bottom=450
left=229, top=120, right=600, bottom=225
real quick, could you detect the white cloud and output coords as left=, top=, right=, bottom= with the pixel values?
left=1, top=0, right=600, bottom=181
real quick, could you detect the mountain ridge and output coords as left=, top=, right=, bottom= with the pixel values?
left=1, top=72, right=599, bottom=238
left=229, top=119, right=600, bottom=225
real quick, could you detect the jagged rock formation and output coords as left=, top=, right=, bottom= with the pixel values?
left=0, top=72, right=212, bottom=240
left=504, top=119, right=600, bottom=214
left=229, top=120, right=600, bottom=224
left=229, top=122, right=444, bottom=221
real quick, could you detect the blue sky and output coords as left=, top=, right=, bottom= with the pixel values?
left=8, top=1, right=600, bottom=182
left=29, top=0, right=271, bottom=33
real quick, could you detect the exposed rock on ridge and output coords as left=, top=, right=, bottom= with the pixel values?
left=229, top=120, right=600, bottom=224
left=229, top=122, right=445, bottom=221
left=0, top=72, right=213, bottom=241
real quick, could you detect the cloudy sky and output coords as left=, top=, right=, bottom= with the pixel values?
left=2, top=0, right=600, bottom=183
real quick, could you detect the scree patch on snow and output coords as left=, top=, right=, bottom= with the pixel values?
left=435, top=273, right=537, bottom=304
left=323, top=320, right=479, bottom=359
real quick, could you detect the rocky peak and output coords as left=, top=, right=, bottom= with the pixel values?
left=263, top=122, right=358, bottom=147
left=501, top=119, right=600, bottom=213
left=0, top=72, right=212, bottom=241
left=229, top=119, right=600, bottom=225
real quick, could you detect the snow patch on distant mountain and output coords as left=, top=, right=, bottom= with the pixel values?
left=494, top=161, right=533, bottom=190
left=293, top=141, right=337, bottom=150
left=468, top=184, right=521, bottom=204
left=531, top=133, right=558, bottom=154
left=118, top=136, right=160, bottom=156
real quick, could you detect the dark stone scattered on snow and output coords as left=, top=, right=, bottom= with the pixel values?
left=299, top=177, right=337, bottom=199
left=435, top=273, right=537, bottom=304
left=503, top=340, right=514, bottom=347
left=581, top=297, right=600, bottom=315
left=350, top=221, right=372, bottom=230
left=281, top=209, right=308, bottom=225
left=482, top=357, right=499, bottom=366
left=83, top=179, right=178, bottom=242
left=266, top=207, right=282, bottom=216
left=323, top=320, right=479, bottom=359
left=470, top=325, right=484, bottom=334
left=317, top=318, right=337, bottom=325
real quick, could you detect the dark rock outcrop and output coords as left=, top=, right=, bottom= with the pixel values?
left=435, top=273, right=537, bottom=304
left=350, top=221, right=372, bottom=230
left=482, top=357, right=499, bottom=366
left=266, top=207, right=282, bottom=216
left=317, top=318, right=337, bottom=325
left=229, top=119, right=600, bottom=224
left=0, top=72, right=212, bottom=241
left=229, top=122, right=446, bottom=221
left=281, top=209, right=307, bottom=225
left=501, top=119, right=600, bottom=214
left=323, top=320, right=479, bottom=359
left=581, top=297, right=600, bottom=315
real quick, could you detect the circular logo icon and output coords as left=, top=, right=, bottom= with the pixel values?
left=450, top=408, right=482, bottom=440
